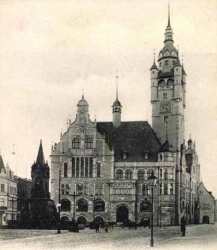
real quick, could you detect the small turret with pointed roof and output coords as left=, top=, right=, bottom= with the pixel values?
left=0, top=153, right=6, bottom=174
left=150, top=52, right=158, bottom=70
left=112, top=72, right=122, bottom=127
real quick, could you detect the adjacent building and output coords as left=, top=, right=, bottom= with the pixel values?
left=50, top=7, right=203, bottom=226
left=196, top=182, right=215, bottom=224
left=15, top=176, right=31, bottom=221
left=0, top=154, right=18, bottom=227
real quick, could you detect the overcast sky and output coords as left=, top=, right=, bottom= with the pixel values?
left=1, top=0, right=217, bottom=196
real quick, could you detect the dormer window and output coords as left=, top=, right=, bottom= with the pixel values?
left=144, top=153, right=149, bottom=160
left=123, top=153, right=127, bottom=160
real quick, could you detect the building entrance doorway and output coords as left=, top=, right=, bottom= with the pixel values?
left=116, top=206, right=129, bottom=223
left=202, top=216, right=209, bottom=224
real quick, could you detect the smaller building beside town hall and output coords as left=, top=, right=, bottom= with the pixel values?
left=196, top=182, right=215, bottom=224
left=0, top=153, right=32, bottom=227
left=0, top=154, right=17, bottom=227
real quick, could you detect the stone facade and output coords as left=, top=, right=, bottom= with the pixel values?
left=50, top=8, right=202, bottom=226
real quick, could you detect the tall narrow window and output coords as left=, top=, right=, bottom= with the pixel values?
left=125, top=169, right=133, bottom=180
left=72, top=138, right=80, bottom=149
left=76, top=158, right=80, bottom=177
left=163, top=93, right=167, bottom=99
left=85, top=158, right=88, bottom=177
left=170, top=184, right=174, bottom=195
left=81, top=157, right=84, bottom=177
left=64, top=163, right=68, bottom=177
left=61, top=184, right=65, bottom=195
left=1, top=184, right=5, bottom=192
left=160, top=183, right=163, bottom=195
left=89, top=157, right=93, bottom=177
left=164, top=184, right=168, bottom=195
left=97, top=162, right=101, bottom=178
left=72, top=157, right=75, bottom=177
left=85, top=138, right=93, bottom=149
left=165, top=60, right=169, bottom=65
left=164, top=169, right=168, bottom=179
left=137, top=169, right=144, bottom=180
left=66, top=184, right=70, bottom=195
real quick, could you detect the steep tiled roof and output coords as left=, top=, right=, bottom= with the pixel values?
left=158, top=70, right=173, bottom=78
left=97, top=121, right=161, bottom=162
left=0, top=155, right=6, bottom=173
left=159, top=140, right=170, bottom=152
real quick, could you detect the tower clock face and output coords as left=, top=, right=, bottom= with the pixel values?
left=160, top=101, right=171, bottom=112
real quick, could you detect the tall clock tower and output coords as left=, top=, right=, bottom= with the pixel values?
left=150, top=7, right=186, bottom=151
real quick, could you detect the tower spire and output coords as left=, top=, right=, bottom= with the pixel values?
left=82, top=88, right=84, bottom=100
left=116, top=70, right=119, bottom=100
left=36, top=140, right=45, bottom=166
left=168, top=0, right=171, bottom=27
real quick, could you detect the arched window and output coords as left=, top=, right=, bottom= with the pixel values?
left=125, top=169, right=133, bottom=180
left=85, top=138, right=93, bottom=149
left=61, top=216, right=69, bottom=222
left=72, top=138, right=80, bottom=149
left=93, top=216, right=105, bottom=225
left=77, top=216, right=87, bottom=225
left=159, top=80, right=165, bottom=87
left=61, top=199, right=71, bottom=212
left=94, top=199, right=105, bottom=212
left=137, top=169, right=144, bottom=180
left=116, top=169, right=123, bottom=180
left=77, top=199, right=88, bottom=212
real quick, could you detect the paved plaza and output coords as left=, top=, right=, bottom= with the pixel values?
left=1, top=224, right=217, bottom=250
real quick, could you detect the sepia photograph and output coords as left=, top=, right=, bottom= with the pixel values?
left=0, top=0, right=217, bottom=249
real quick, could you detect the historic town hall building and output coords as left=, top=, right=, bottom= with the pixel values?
left=50, top=8, right=201, bottom=226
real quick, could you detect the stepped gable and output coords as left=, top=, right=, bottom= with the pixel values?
left=97, top=121, right=161, bottom=162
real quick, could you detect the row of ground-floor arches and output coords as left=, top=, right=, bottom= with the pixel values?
left=61, top=198, right=151, bottom=212
left=61, top=205, right=150, bottom=226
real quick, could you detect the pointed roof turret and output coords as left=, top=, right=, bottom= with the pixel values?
left=182, top=58, right=187, bottom=75
left=0, top=154, right=6, bottom=173
left=150, top=51, right=158, bottom=70
left=168, top=1, right=171, bottom=27
left=164, top=2, right=174, bottom=43
left=36, top=140, right=45, bottom=166
left=112, top=71, right=122, bottom=107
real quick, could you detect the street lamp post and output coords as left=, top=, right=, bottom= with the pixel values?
left=68, top=191, right=80, bottom=221
left=57, top=169, right=61, bottom=234
left=90, top=194, right=97, bottom=223
left=148, top=171, right=158, bottom=248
